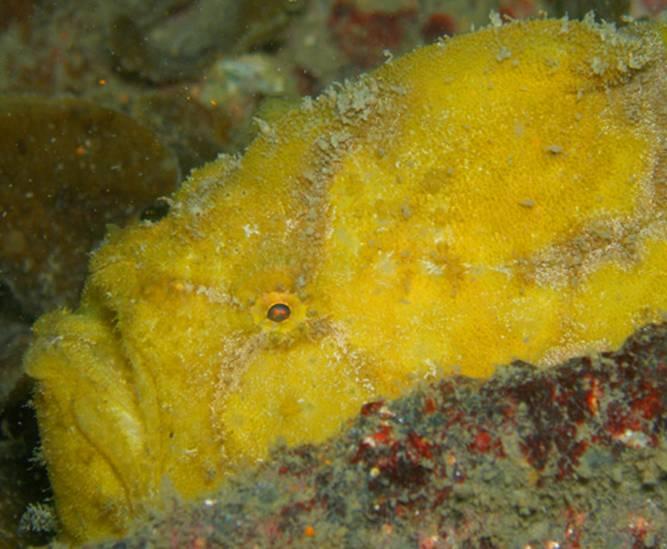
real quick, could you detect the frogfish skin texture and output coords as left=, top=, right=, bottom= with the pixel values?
left=24, top=19, right=667, bottom=543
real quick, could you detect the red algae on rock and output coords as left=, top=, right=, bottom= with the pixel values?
left=95, top=323, right=667, bottom=548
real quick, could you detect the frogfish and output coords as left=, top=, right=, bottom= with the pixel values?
left=24, top=18, right=667, bottom=543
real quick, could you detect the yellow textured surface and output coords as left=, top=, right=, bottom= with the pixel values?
left=24, top=19, right=667, bottom=543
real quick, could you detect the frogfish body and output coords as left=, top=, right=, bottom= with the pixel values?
left=25, top=19, right=667, bottom=542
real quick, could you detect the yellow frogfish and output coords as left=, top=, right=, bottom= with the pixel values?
left=24, top=18, right=667, bottom=543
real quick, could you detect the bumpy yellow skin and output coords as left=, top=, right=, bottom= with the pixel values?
left=25, top=19, right=667, bottom=542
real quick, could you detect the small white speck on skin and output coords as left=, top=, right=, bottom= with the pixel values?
left=423, top=359, right=442, bottom=380
left=243, top=224, right=260, bottom=237
left=590, top=56, right=607, bottom=75
left=496, top=46, right=512, bottom=62
left=421, top=259, right=444, bottom=276
left=627, top=54, right=645, bottom=70
left=188, top=204, right=204, bottom=217
left=374, top=251, right=397, bottom=278
left=253, top=117, right=274, bottom=137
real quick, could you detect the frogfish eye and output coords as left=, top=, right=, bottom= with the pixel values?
left=267, top=302, right=291, bottom=322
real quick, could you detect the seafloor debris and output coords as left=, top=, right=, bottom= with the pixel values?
left=0, top=96, right=178, bottom=317
left=0, top=96, right=178, bottom=415
left=0, top=388, right=50, bottom=548
left=88, top=322, right=667, bottom=548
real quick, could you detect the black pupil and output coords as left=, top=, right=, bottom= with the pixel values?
left=267, top=303, right=290, bottom=322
